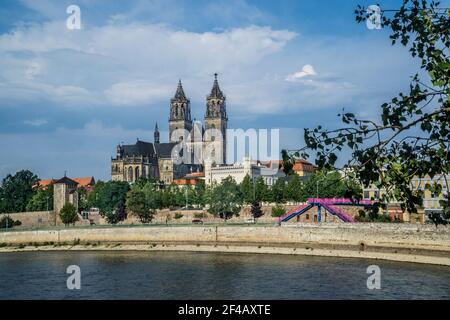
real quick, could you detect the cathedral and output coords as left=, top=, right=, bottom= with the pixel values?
left=111, top=74, right=228, bottom=184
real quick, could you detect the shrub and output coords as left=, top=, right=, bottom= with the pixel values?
left=59, top=203, right=78, bottom=225
left=174, top=213, right=183, bottom=219
left=0, top=216, right=15, bottom=229
left=13, top=220, right=22, bottom=226
left=271, top=205, right=286, bottom=217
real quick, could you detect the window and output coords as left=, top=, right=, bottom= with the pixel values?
left=135, top=167, right=140, bottom=180
left=128, top=167, right=133, bottom=182
left=363, top=191, right=370, bottom=199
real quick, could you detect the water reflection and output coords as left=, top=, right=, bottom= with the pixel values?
left=0, top=251, right=449, bottom=299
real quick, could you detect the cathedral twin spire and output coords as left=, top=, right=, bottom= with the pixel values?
left=170, top=75, right=226, bottom=121
left=208, top=73, right=225, bottom=100
left=173, top=79, right=188, bottom=102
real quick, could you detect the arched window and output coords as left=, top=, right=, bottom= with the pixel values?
left=142, top=166, right=146, bottom=178
left=128, top=167, right=133, bottom=182
left=135, top=167, right=140, bottom=180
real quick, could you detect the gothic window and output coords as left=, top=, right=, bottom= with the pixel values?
left=128, top=167, right=133, bottom=182
left=135, top=167, right=140, bottom=180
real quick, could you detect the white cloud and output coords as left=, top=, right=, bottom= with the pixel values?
left=104, top=80, right=173, bottom=106
left=285, top=64, right=317, bottom=81
left=0, top=22, right=296, bottom=108
left=24, top=119, right=48, bottom=126
left=24, top=61, right=43, bottom=79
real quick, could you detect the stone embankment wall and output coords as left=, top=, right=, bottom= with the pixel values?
left=0, top=211, right=89, bottom=228
left=0, top=211, right=53, bottom=228
left=1, top=223, right=449, bottom=265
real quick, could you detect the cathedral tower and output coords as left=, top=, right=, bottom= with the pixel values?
left=204, top=73, right=227, bottom=164
left=169, top=80, right=192, bottom=142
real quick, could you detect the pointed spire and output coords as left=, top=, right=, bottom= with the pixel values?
left=173, top=79, right=187, bottom=101
left=209, top=73, right=224, bottom=99
left=154, top=121, right=160, bottom=144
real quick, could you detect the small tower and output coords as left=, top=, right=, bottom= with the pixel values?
left=154, top=122, right=160, bottom=144
left=116, top=144, right=123, bottom=158
left=204, top=73, right=228, bottom=164
left=169, top=80, right=192, bottom=142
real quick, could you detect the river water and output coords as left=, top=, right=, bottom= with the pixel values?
left=0, top=251, right=449, bottom=299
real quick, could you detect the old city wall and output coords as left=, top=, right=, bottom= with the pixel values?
left=1, top=223, right=449, bottom=251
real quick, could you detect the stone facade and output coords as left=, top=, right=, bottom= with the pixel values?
left=111, top=75, right=227, bottom=184
left=53, top=176, right=78, bottom=216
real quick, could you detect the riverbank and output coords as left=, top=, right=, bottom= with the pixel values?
left=1, top=223, right=449, bottom=266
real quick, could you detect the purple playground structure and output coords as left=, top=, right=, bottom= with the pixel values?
left=279, top=198, right=375, bottom=223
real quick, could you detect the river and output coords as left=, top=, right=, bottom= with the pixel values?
left=0, top=251, right=449, bottom=299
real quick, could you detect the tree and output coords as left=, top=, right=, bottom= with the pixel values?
left=59, top=203, right=78, bottom=226
left=90, top=181, right=130, bottom=223
left=126, top=189, right=155, bottom=223
left=254, top=176, right=269, bottom=202
left=285, top=174, right=303, bottom=202
left=286, top=1, right=450, bottom=217
left=299, top=171, right=362, bottom=201
left=250, top=201, right=264, bottom=220
left=271, top=204, right=286, bottom=217
left=240, top=174, right=254, bottom=204
left=0, top=170, right=39, bottom=213
left=207, top=177, right=243, bottom=222
left=271, top=178, right=286, bottom=204
left=26, top=185, right=53, bottom=212
left=191, top=180, right=206, bottom=207
left=77, top=188, right=89, bottom=213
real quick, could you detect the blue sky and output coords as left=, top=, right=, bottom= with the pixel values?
left=0, top=0, right=440, bottom=180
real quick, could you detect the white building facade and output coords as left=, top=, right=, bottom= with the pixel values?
left=204, top=157, right=285, bottom=186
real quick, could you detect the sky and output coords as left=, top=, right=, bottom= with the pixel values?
left=0, top=0, right=441, bottom=181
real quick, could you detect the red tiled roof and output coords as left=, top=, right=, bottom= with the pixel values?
left=36, top=177, right=95, bottom=188
left=185, top=172, right=205, bottom=178
left=72, top=177, right=95, bottom=187
left=173, top=178, right=199, bottom=185
left=37, top=179, right=56, bottom=187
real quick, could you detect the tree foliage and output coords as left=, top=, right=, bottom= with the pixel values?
left=59, top=203, right=78, bottom=225
left=240, top=174, right=254, bottom=204
left=250, top=201, right=264, bottom=219
left=0, top=170, right=39, bottom=213
left=286, top=1, right=450, bottom=216
left=26, top=185, right=53, bottom=212
left=207, top=176, right=243, bottom=221
left=126, top=189, right=155, bottom=223
left=88, top=181, right=130, bottom=224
